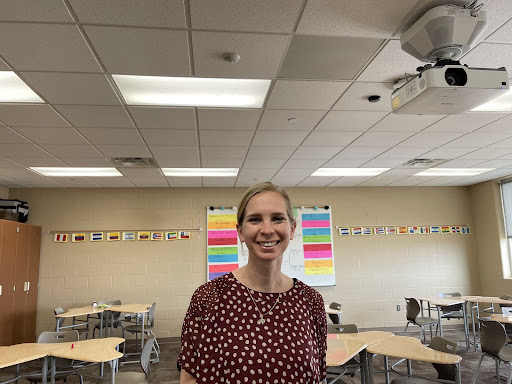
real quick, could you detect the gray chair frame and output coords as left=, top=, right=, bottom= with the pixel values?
left=125, top=303, right=160, bottom=359
left=115, top=338, right=155, bottom=384
left=403, top=297, right=440, bottom=344
left=54, top=307, right=89, bottom=339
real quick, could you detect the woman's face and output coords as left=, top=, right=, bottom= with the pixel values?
left=237, top=191, right=296, bottom=262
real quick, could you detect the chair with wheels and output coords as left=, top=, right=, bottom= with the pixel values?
left=125, top=303, right=160, bottom=360
left=391, top=336, right=458, bottom=383
left=472, top=320, right=512, bottom=384
left=403, top=298, right=440, bottom=344
left=54, top=307, right=89, bottom=340
left=326, top=323, right=361, bottom=384
left=115, top=338, right=155, bottom=384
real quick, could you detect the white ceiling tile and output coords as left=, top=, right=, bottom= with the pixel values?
left=458, top=147, right=512, bottom=159
left=332, top=82, right=393, bottom=111
left=41, top=144, right=103, bottom=158
left=46, top=178, right=101, bottom=188
left=333, top=146, right=389, bottom=159
left=166, top=177, right=203, bottom=187
left=297, top=0, right=418, bottom=38
left=377, top=147, right=435, bottom=159
left=193, top=31, right=288, bottom=79
left=475, top=114, right=512, bottom=133
left=357, top=40, right=424, bottom=82
left=0, top=105, right=69, bottom=127
left=315, top=111, right=387, bottom=132
left=487, top=19, right=512, bottom=43
left=88, top=177, right=135, bottom=188
left=151, top=146, right=200, bottom=167
left=398, top=132, right=464, bottom=147
left=128, top=107, right=196, bottom=129
left=246, top=146, right=296, bottom=159
left=58, top=157, right=114, bottom=167
left=0, top=59, right=10, bottom=70
left=0, top=127, right=30, bottom=143
left=69, top=0, right=186, bottom=27
left=199, top=130, right=254, bottom=146
left=120, top=168, right=169, bottom=188
left=474, top=159, right=512, bottom=168
left=9, top=157, right=67, bottom=167
left=444, top=132, right=512, bottom=147
left=189, top=0, right=302, bottom=33
left=77, top=128, right=144, bottom=145
left=448, top=169, right=512, bottom=186
left=198, top=109, right=262, bottom=131
left=14, top=127, right=88, bottom=145
left=350, top=131, right=415, bottom=147
left=437, top=159, right=485, bottom=168
left=322, top=158, right=369, bottom=167
left=20, top=72, right=121, bottom=105
left=95, top=145, right=151, bottom=158
left=298, top=176, right=339, bottom=187
left=271, top=168, right=313, bottom=186
left=420, top=147, right=478, bottom=159
left=259, top=110, right=326, bottom=131
left=236, top=168, right=279, bottom=186
left=84, top=26, right=190, bottom=76
left=0, top=24, right=100, bottom=72
left=487, top=137, right=512, bottom=149
left=282, top=159, right=326, bottom=169
left=329, top=176, right=373, bottom=186
left=0, top=143, right=53, bottom=158
left=301, top=131, right=362, bottom=147
left=291, top=146, right=342, bottom=160
left=0, top=158, right=23, bottom=168
left=243, top=158, right=287, bottom=169
left=266, top=80, right=350, bottom=110
left=462, top=42, right=512, bottom=69
left=0, top=0, right=72, bottom=22
left=141, top=129, right=198, bottom=146
left=202, top=177, right=237, bottom=187
left=55, top=106, right=134, bottom=128
left=252, top=131, right=309, bottom=146
left=362, top=158, right=407, bottom=168
left=424, top=112, right=509, bottom=133
left=480, top=0, right=512, bottom=39
left=202, top=158, right=244, bottom=168
left=201, top=146, right=249, bottom=159
left=388, top=176, right=440, bottom=187
left=370, top=113, right=445, bottom=132
left=357, top=169, right=417, bottom=186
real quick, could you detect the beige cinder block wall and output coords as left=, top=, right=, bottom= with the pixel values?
left=10, top=186, right=480, bottom=338
left=0, top=186, right=9, bottom=199
left=469, top=180, right=512, bottom=295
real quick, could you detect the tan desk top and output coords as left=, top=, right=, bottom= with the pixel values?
left=367, top=336, right=461, bottom=364
left=330, top=331, right=394, bottom=346
left=469, top=296, right=512, bottom=305
left=54, top=306, right=105, bottom=318
left=419, top=297, right=465, bottom=306
left=491, top=314, right=512, bottom=324
left=326, top=339, right=366, bottom=367
left=50, top=337, right=124, bottom=363
left=0, top=343, right=72, bottom=369
left=109, top=304, right=151, bottom=314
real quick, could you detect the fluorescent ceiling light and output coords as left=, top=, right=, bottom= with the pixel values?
left=312, top=168, right=390, bottom=176
left=30, top=167, right=122, bottom=177
left=414, top=168, right=495, bottom=177
left=113, top=75, right=271, bottom=108
left=162, top=168, right=239, bottom=177
left=0, top=72, right=44, bottom=103
left=472, top=89, right=512, bottom=112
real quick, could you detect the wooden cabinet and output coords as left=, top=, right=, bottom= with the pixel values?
left=0, top=220, right=41, bottom=346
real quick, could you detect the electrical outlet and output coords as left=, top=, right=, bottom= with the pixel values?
left=396, top=304, right=401, bottom=311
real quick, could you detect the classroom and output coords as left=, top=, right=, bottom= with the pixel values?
left=1, top=1, right=512, bottom=384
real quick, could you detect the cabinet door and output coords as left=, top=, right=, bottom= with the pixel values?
left=0, top=221, right=17, bottom=345
left=12, top=223, right=29, bottom=344
left=25, top=225, right=41, bottom=342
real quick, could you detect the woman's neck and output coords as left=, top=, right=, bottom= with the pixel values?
left=241, top=262, right=283, bottom=293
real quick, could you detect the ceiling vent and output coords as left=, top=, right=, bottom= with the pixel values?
left=111, top=157, right=157, bottom=168
left=400, top=158, right=448, bottom=168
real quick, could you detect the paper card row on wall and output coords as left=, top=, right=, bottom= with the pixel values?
left=338, top=226, right=470, bottom=236
left=54, top=231, right=191, bottom=243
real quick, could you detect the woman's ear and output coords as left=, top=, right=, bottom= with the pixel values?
left=237, top=223, right=245, bottom=243
left=290, top=220, right=297, bottom=240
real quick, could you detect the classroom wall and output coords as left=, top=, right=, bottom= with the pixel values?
left=469, top=180, right=512, bottom=295
left=0, top=186, right=8, bottom=199
left=10, top=186, right=481, bottom=338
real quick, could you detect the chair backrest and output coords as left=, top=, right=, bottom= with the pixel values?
left=438, top=292, right=461, bottom=298
left=429, top=336, right=458, bottom=381
left=500, top=294, right=512, bottom=309
left=110, top=299, right=122, bottom=320
left=38, top=330, right=79, bottom=343
left=438, top=292, right=462, bottom=311
left=140, top=338, right=155, bottom=378
left=327, top=323, right=358, bottom=334
left=405, top=298, right=420, bottom=322
left=54, top=307, right=65, bottom=330
left=329, top=302, right=342, bottom=310
left=479, top=319, right=507, bottom=358
left=148, top=303, right=156, bottom=326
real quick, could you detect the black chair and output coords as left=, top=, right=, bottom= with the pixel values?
left=403, top=297, right=439, bottom=344
left=115, top=338, right=155, bottom=384
left=326, top=323, right=361, bottom=384
left=328, top=302, right=342, bottom=324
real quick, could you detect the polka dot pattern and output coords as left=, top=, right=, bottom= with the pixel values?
left=179, top=273, right=327, bottom=383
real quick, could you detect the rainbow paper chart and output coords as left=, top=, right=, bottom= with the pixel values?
left=302, top=213, right=334, bottom=276
left=207, top=212, right=239, bottom=280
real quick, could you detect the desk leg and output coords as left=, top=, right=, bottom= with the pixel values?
left=471, top=301, right=477, bottom=351
left=437, top=306, right=443, bottom=337
left=384, top=356, right=389, bottom=384
left=41, top=356, right=48, bottom=384
left=463, top=302, right=469, bottom=351
left=141, top=313, right=146, bottom=349
left=407, top=359, right=412, bottom=376
left=359, top=350, right=367, bottom=384
left=110, top=360, right=116, bottom=384
left=368, top=354, right=374, bottom=384
left=50, top=357, right=56, bottom=384
left=455, top=362, right=461, bottom=384
left=100, top=312, right=104, bottom=339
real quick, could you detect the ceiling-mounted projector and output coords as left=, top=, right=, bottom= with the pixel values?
left=392, top=3, right=509, bottom=114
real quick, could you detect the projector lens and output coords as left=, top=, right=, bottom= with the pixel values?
left=445, top=68, right=467, bottom=86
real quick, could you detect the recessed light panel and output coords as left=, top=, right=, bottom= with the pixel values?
left=472, top=89, right=512, bottom=112
left=162, top=168, right=239, bottom=177
left=312, top=168, right=390, bottom=176
left=0, top=72, right=44, bottom=103
left=113, top=75, right=271, bottom=108
left=414, top=168, right=495, bottom=176
left=30, top=167, right=122, bottom=177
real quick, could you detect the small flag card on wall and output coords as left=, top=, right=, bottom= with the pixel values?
left=138, top=232, right=150, bottom=240
left=451, top=226, right=461, bottom=234
left=386, top=227, right=396, bottom=235
left=122, top=232, right=135, bottom=241
left=361, top=227, right=372, bottom=235
left=107, top=232, right=120, bottom=241
left=166, top=231, right=178, bottom=240
left=179, top=231, right=190, bottom=239
left=338, top=227, right=350, bottom=236
left=374, top=227, right=385, bottom=235
left=430, top=226, right=440, bottom=234
left=397, top=226, right=407, bottom=235
left=441, top=226, right=451, bottom=234
left=408, top=226, right=418, bottom=234
left=151, top=232, right=163, bottom=241
left=418, top=226, right=429, bottom=234
left=54, top=234, right=68, bottom=242
left=90, top=232, right=103, bottom=242
left=72, top=233, right=85, bottom=242
left=461, top=226, right=471, bottom=234
left=351, top=227, right=362, bottom=235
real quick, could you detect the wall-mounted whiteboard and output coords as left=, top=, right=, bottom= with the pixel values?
left=206, top=207, right=335, bottom=286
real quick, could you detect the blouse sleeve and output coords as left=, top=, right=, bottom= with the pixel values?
left=313, top=290, right=327, bottom=380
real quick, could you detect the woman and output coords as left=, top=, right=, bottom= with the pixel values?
left=179, top=182, right=327, bottom=383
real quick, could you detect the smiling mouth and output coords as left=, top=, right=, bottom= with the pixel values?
left=257, top=241, right=280, bottom=247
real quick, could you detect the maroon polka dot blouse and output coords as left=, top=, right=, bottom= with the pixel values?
left=179, top=272, right=327, bottom=383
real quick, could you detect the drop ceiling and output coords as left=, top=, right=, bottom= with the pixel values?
left=0, top=0, right=512, bottom=188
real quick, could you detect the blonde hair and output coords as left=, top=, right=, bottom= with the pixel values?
left=237, top=182, right=294, bottom=226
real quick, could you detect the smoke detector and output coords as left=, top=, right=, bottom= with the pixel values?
left=111, top=157, right=157, bottom=168
left=400, top=158, right=448, bottom=168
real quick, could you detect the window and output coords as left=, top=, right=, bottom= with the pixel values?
left=500, top=180, right=512, bottom=277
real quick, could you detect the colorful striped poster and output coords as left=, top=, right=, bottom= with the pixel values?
left=207, top=210, right=240, bottom=281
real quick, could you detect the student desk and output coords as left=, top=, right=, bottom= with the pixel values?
left=108, top=304, right=151, bottom=349
left=325, top=339, right=367, bottom=384
left=325, top=305, right=343, bottom=324
left=54, top=306, right=106, bottom=337
left=490, top=313, right=512, bottom=324
left=366, top=335, right=462, bottom=384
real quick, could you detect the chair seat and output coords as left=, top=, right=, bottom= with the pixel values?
left=498, top=345, right=512, bottom=361
left=391, top=377, right=440, bottom=384
left=125, top=324, right=153, bottom=333
left=94, top=320, right=123, bottom=329
left=415, top=317, right=439, bottom=326
left=326, top=357, right=360, bottom=376
left=115, top=371, right=148, bottom=384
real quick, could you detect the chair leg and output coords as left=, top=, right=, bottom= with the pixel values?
left=471, top=354, right=486, bottom=384
left=403, top=322, right=409, bottom=335
left=420, top=326, right=425, bottom=344
left=496, top=360, right=500, bottom=383
left=507, top=362, right=512, bottom=384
